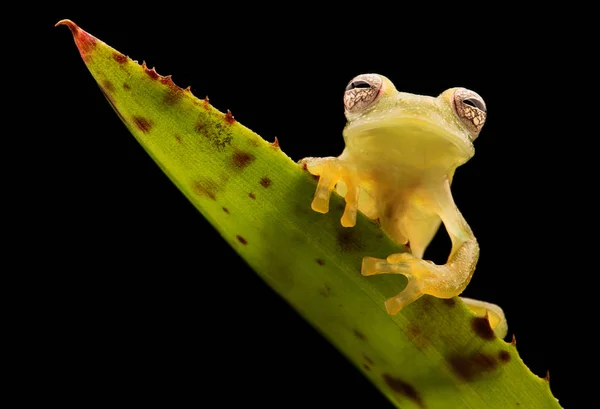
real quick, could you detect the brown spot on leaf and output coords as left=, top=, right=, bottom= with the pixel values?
left=225, top=110, right=236, bottom=124
left=498, top=350, right=511, bottom=363
left=319, top=284, right=331, bottom=297
left=175, top=135, right=182, bottom=144
left=113, top=52, right=128, bottom=64
left=123, top=83, right=131, bottom=90
left=353, top=330, right=367, bottom=341
left=249, top=193, right=256, bottom=200
left=337, top=230, right=364, bottom=252
left=382, top=375, right=424, bottom=408
left=316, top=259, right=325, bottom=266
left=192, top=179, right=219, bottom=201
left=407, top=324, right=429, bottom=350
left=237, top=235, right=247, bottom=245
left=364, top=355, right=374, bottom=366
left=164, top=88, right=183, bottom=104
left=408, top=324, right=421, bottom=338
left=443, top=298, right=457, bottom=307
left=232, top=151, right=255, bottom=170
left=161, top=76, right=184, bottom=104
left=132, top=116, right=152, bottom=133
left=448, top=353, right=498, bottom=382
left=102, top=80, right=115, bottom=93
left=222, top=207, right=230, bottom=214
left=472, top=316, right=496, bottom=341
left=363, top=364, right=371, bottom=371
left=260, top=177, right=272, bottom=188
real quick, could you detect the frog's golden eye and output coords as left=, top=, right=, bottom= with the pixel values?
left=453, top=89, right=487, bottom=137
left=344, top=74, right=383, bottom=115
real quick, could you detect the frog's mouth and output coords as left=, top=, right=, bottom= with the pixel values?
left=344, top=113, right=475, bottom=163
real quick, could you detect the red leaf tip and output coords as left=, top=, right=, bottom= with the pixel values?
left=55, top=19, right=78, bottom=32
left=57, top=19, right=97, bottom=57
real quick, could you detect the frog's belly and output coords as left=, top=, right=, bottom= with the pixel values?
left=358, top=183, right=443, bottom=259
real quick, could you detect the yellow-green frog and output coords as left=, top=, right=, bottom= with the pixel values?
left=301, top=74, right=507, bottom=337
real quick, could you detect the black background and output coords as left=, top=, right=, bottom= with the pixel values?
left=30, top=5, right=587, bottom=408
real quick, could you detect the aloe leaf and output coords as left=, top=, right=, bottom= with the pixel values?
left=57, top=20, right=562, bottom=409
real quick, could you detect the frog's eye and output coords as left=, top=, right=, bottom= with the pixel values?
left=345, top=80, right=371, bottom=91
left=344, top=74, right=383, bottom=114
left=453, top=88, right=487, bottom=137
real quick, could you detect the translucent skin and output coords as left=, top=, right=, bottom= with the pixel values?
left=301, top=75, right=506, bottom=336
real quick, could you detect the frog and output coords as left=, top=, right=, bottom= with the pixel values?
left=300, top=74, right=507, bottom=337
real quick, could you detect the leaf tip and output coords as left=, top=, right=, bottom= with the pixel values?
left=56, top=19, right=97, bottom=58
left=270, top=137, right=280, bottom=149
left=55, top=19, right=77, bottom=30
left=544, top=370, right=551, bottom=382
left=511, top=334, right=517, bottom=347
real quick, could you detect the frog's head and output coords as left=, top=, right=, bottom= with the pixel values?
left=342, top=74, right=487, bottom=164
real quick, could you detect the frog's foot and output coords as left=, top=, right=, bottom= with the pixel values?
left=361, top=253, right=435, bottom=315
left=299, top=157, right=360, bottom=227
left=460, top=297, right=508, bottom=339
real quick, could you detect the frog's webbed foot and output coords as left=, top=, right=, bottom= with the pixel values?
left=299, top=156, right=360, bottom=227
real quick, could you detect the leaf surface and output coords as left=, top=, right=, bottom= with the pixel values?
left=57, top=20, right=561, bottom=409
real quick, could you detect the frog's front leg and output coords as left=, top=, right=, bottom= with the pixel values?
left=363, top=179, right=480, bottom=316
left=299, top=155, right=360, bottom=228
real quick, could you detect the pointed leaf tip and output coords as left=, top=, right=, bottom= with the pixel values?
left=544, top=370, right=551, bottom=382
left=56, top=19, right=97, bottom=57
left=55, top=19, right=77, bottom=30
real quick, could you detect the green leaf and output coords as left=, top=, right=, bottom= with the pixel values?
left=57, top=20, right=561, bottom=409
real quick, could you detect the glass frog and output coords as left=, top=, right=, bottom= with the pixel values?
left=301, top=74, right=507, bottom=337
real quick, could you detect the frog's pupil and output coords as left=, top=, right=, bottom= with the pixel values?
left=346, top=80, right=371, bottom=91
left=463, top=98, right=486, bottom=112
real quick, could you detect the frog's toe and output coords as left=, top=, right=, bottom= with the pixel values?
left=311, top=173, right=339, bottom=214
left=340, top=178, right=359, bottom=228
left=385, top=297, right=403, bottom=315
left=385, top=280, right=424, bottom=316
left=361, top=257, right=405, bottom=276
